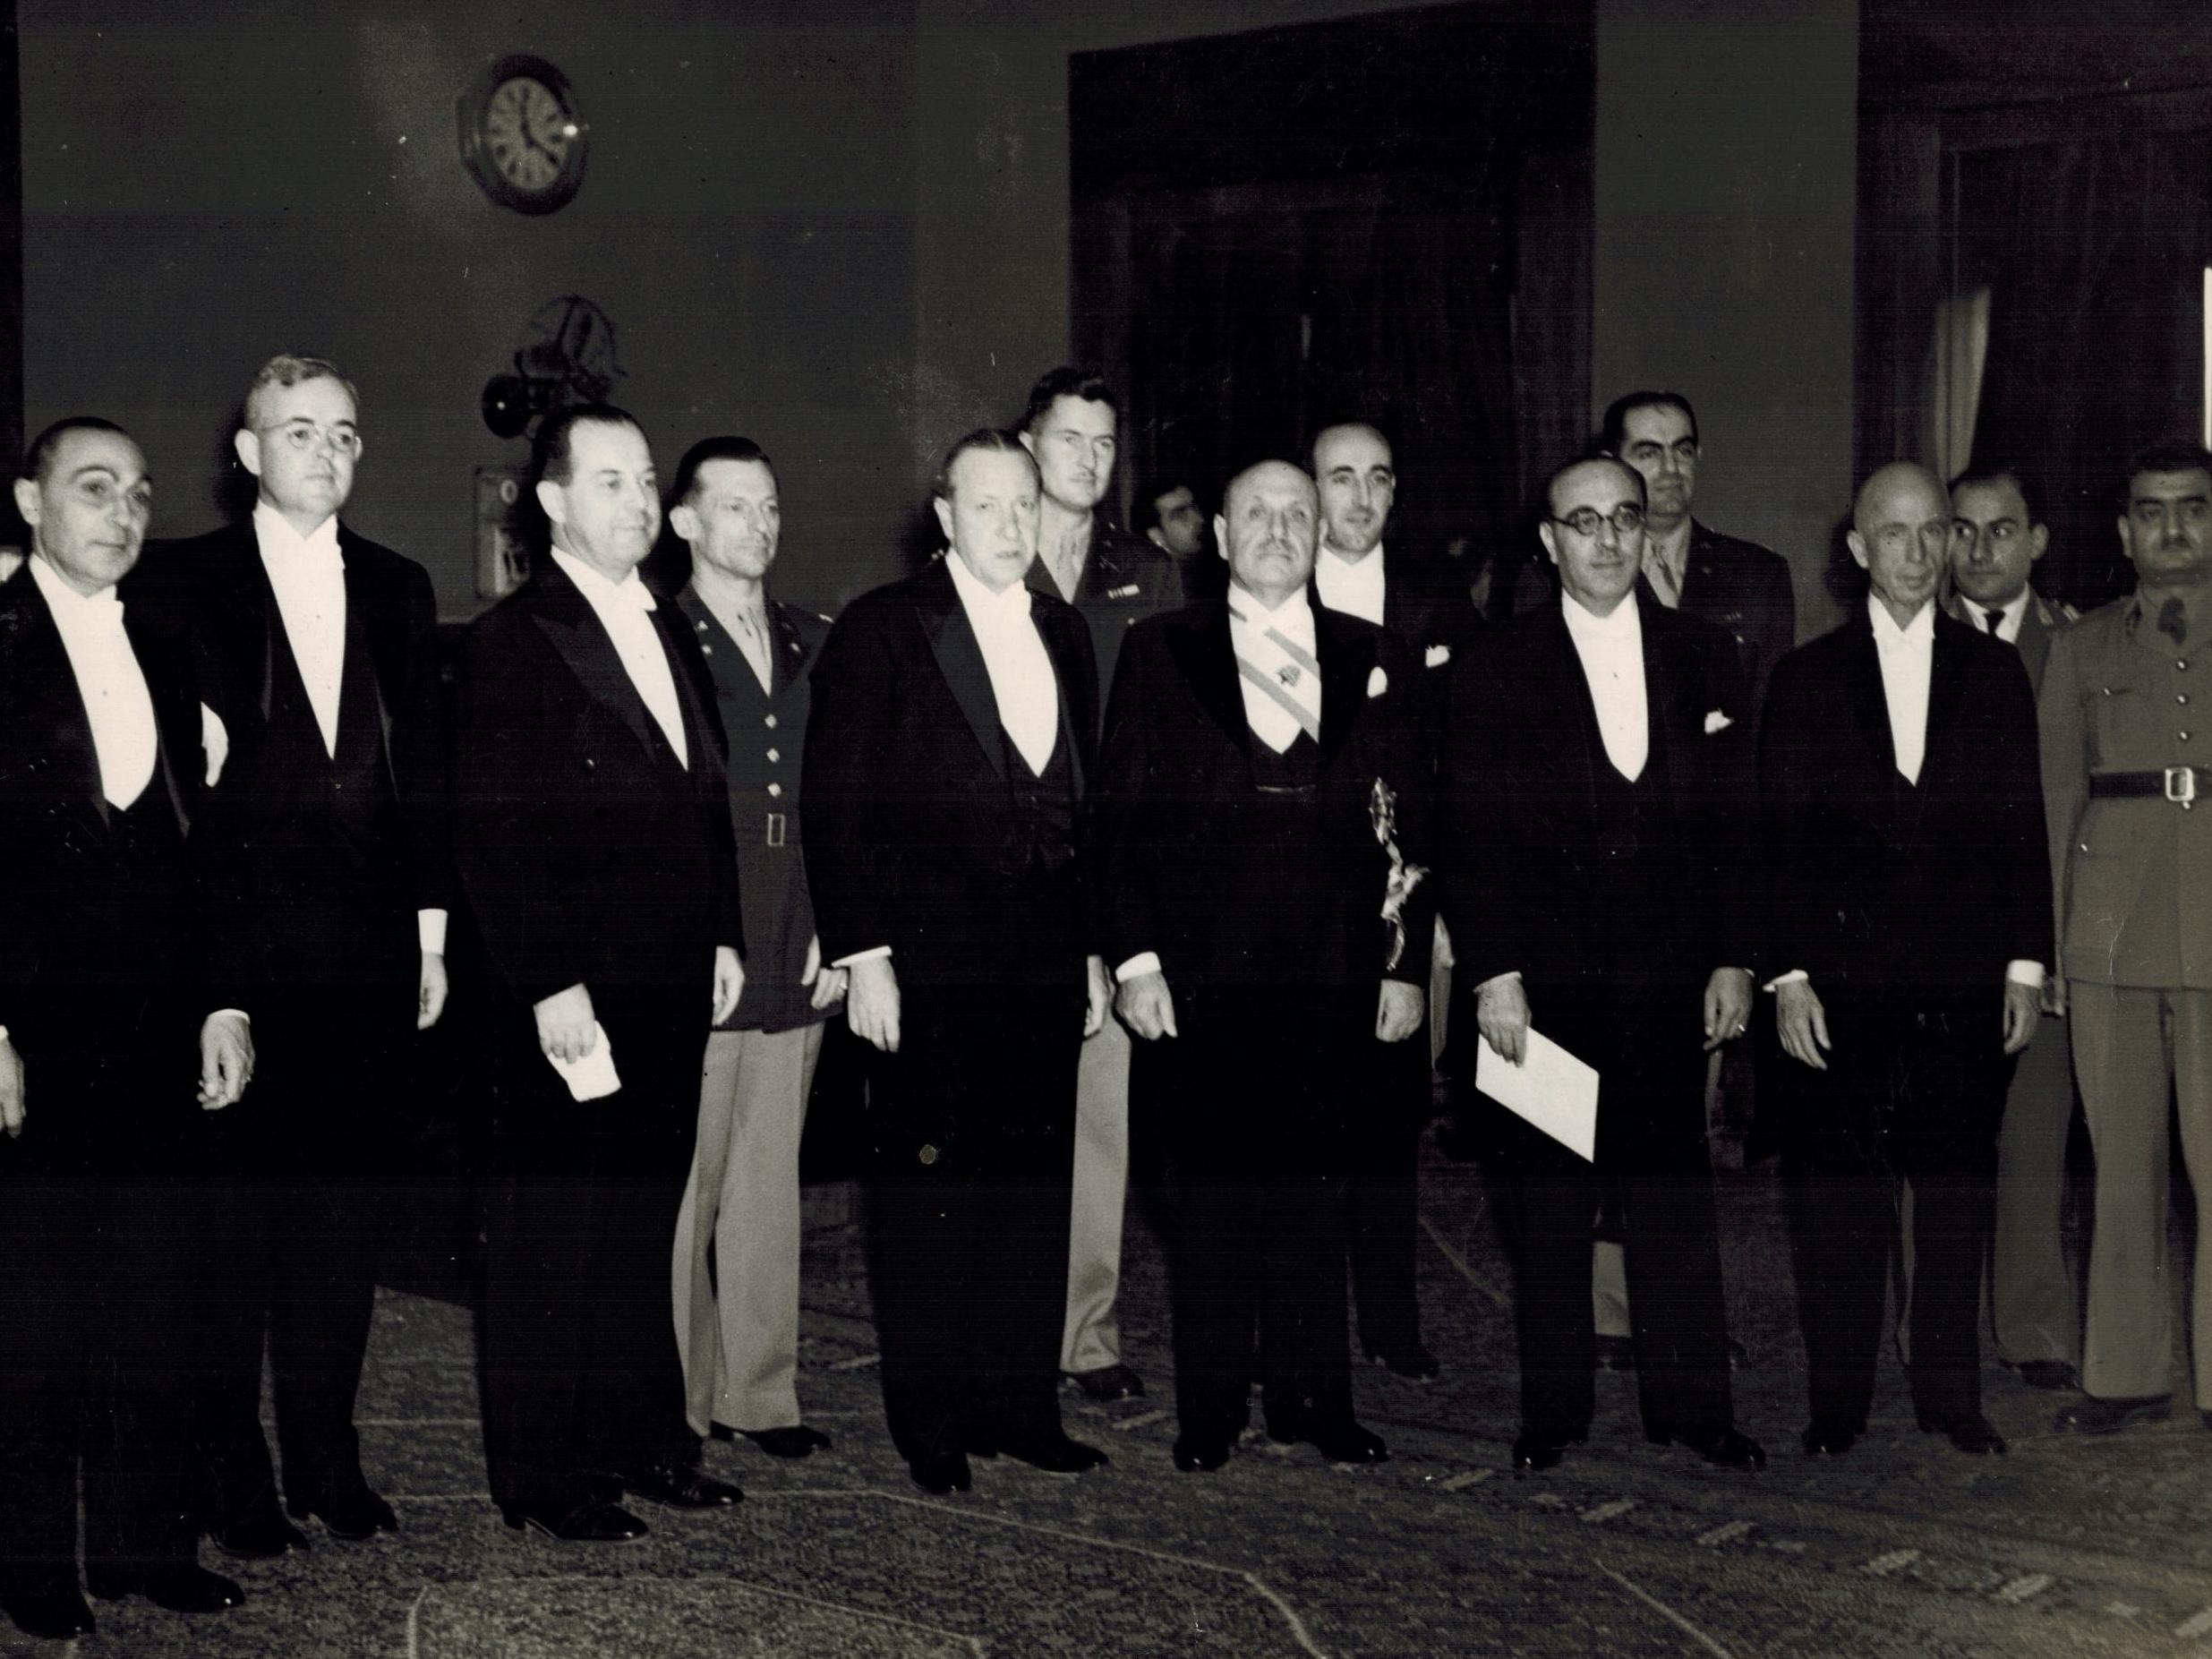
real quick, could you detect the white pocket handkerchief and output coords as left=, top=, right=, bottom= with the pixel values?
left=1704, top=709, right=1734, bottom=735
left=201, top=703, right=229, bottom=787
left=1367, top=666, right=1389, bottom=697
left=1424, top=643, right=1452, bottom=668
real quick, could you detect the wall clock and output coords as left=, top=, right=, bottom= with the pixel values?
left=458, top=54, right=589, bottom=216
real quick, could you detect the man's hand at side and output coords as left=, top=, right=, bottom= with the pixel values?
left=1703, top=967, right=1755, bottom=1053
left=418, top=952, right=448, bottom=1030
left=847, top=955, right=901, bottom=1053
left=0, top=1035, right=23, bottom=1137
left=1116, top=971, right=1178, bottom=1041
left=712, top=946, right=745, bottom=1026
left=1775, top=978, right=1831, bottom=1071
left=534, top=983, right=598, bottom=1063
left=1376, top=979, right=1424, bottom=1044
left=2002, top=979, right=2041, bottom=1056
left=1475, top=974, right=1530, bottom=1065
left=198, top=1012, right=254, bottom=1110
left=801, top=936, right=848, bottom=1012
left=1083, top=955, right=1112, bottom=1039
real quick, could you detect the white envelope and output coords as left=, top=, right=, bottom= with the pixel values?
left=1474, top=1026, right=1599, bottom=1161
left=545, top=1022, right=621, bottom=1102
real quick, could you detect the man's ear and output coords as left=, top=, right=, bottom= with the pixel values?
left=1846, top=529, right=1870, bottom=572
left=1018, top=430, right=1038, bottom=459
left=669, top=502, right=700, bottom=547
left=933, top=494, right=956, bottom=546
left=12, top=476, right=41, bottom=533
left=233, top=426, right=264, bottom=481
left=1147, top=526, right=1169, bottom=552
left=2028, top=523, right=2050, bottom=563
left=535, top=479, right=567, bottom=536
left=1213, top=515, right=1229, bottom=560
left=1538, top=521, right=1559, bottom=567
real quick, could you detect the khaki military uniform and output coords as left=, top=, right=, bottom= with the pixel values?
left=2041, top=591, right=2212, bottom=1405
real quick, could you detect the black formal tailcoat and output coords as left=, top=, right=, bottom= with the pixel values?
left=1636, top=520, right=1797, bottom=723
left=1092, top=600, right=1434, bottom=996
left=803, top=556, right=1098, bottom=996
left=1758, top=606, right=2050, bottom=1001
left=1441, top=599, right=1753, bottom=1002
left=454, top=559, right=742, bottom=1013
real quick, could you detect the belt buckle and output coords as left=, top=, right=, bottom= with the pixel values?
left=766, top=811, right=787, bottom=847
left=2166, top=765, right=2197, bottom=806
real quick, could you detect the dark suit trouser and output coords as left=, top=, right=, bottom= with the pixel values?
left=483, top=987, right=705, bottom=1517
left=1489, top=996, right=1735, bottom=1443
left=1345, top=1031, right=1429, bottom=1355
left=1141, top=990, right=1365, bottom=1444
left=0, top=1028, right=202, bottom=1583
left=195, top=984, right=412, bottom=1523
left=865, top=996, right=1080, bottom=1465
left=1783, top=996, right=2005, bottom=1429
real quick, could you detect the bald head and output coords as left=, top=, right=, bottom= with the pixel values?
left=1849, top=462, right=1950, bottom=624
left=1217, top=460, right=1320, bottom=609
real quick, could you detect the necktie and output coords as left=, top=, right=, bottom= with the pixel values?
left=2158, top=596, right=2189, bottom=647
left=1642, top=549, right=1681, bottom=610
left=1982, top=605, right=2004, bottom=637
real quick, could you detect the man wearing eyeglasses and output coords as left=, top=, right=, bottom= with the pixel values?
left=132, top=355, right=451, bottom=1556
left=1443, top=457, right=1762, bottom=1475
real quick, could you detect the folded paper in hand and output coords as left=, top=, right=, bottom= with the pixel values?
left=546, top=1022, right=621, bottom=1102
left=1474, top=1026, right=1598, bottom=1161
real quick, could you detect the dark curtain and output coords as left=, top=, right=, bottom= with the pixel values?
left=1966, top=127, right=2212, bottom=609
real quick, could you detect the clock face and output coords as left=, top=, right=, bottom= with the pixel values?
left=485, top=77, right=572, bottom=193
left=461, top=54, right=588, bottom=214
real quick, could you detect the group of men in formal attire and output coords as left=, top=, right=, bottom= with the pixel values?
left=5, top=349, right=2212, bottom=1641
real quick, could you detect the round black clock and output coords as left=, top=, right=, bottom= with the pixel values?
left=458, top=54, right=589, bottom=216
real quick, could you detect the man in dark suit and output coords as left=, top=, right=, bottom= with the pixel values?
left=1764, top=461, right=2049, bottom=1459
left=1445, top=456, right=1764, bottom=1475
left=455, top=404, right=747, bottom=1542
left=662, top=436, right=843, bottom=1458
left=804, top=429, right=1111, bottom=1495
left=132, top=355, right=450, bottom=1556
left=1310, top=420, right=1482, bottom=1384
left=1019, top=367, right=1182, bottom=1406
left=1943, top=466, right=2080, bottom=1392
left=0, top=419, right=254, bottom=1636
left=1097, top=458, right=1427, bottom=1472
left=1142, top=478, right=1219, bottom=604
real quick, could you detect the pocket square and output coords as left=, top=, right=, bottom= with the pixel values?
left=1704, top=709, right=1733, bottom=735
left=1367, top=666, right=1389, bottom=697
left=1424, top=643, right=1452, bottom=668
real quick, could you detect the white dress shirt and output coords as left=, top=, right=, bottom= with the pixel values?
left=30, top=554, right=157, bottom=809
left=1315, top=543, right=1387, bottom=626
left=551, top=549, right=688, bottom=771
left=944, top=550, right=1060, bottom=775
left=253, top=500, right=347, bottom=760
left=1561, top=588, right=1648, bottom=781
left=1964, top=586, right=2030, bottom=644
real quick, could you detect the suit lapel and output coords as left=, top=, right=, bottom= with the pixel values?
left=1313, top=607, right=1373, bottom=774
left=1167, top=603, right=1251, bottom=758
left=1535, top=604, right=1605, bottom=817
left=527, top=560, right=664, bottom=763
left=120, top=602, right=192, bottom=833
left=1, top=572, right=108, bottom=830
left=1840, top=615, right=1897, bottom=779
left=918, top=559, right=1008, bottom=780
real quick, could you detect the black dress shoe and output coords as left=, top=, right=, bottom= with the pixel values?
left=908, top=1451, right=973, bottom=1495
left=1511, top=1427, right=1585, bottom=1473
left=209, top=1509, right=311, bottom=1560
left=86, top=1563, right=245, bottom=1613
left=2014, top=1359, right=2078, bottom=1391
left=1065, top=1363, right=1146, bottom=1402
left=1593, top=1335, right=1636, bottom=1373
left=739, top=1424, right=833, bottom=1459
left=2056, top=1393, right=2170, bottom=1434
left=1269, top=1415, right=1388, bottom=1465
left=1917, top=1410, right=2006, bottom=1455
left=621, top=1460, right=743, bottom=1509
left=1362, top=1340, right=1442, bottom=1383
left=2, top=1575, right=97, bottom=1639
left=500, top=1500, right=650, bottom=1543
left=1648, top=1424, right=1767, bottom=1470
left=1172, top=1435, right=1233, bottom=1473
left=995, top=1432, right=1110, bottom=1475
left=289, top=1485, right=398, bottom=1541
left=1800, top=1419, right=1861, bottom=1458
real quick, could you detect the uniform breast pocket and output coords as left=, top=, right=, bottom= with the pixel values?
left=2086, top=684, right=2139, bottom=769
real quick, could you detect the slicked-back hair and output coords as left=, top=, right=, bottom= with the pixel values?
left=533, top=402, right=645, bottom=488
left=243, top=354, right=359, bottom=431
left=2121, top=441, right=2212, bottom=508
left=668, top=435, right=776, bottom=510
left=1309, top=420, right=1393, bottom=470
left=933, top=428, right=1036, bottom=503
left=22, top=416, right=133, bottom=483
left=1140, top=481, right=1197, bottom=536
left=1543, top=454, right=1646, bottom=518
left=1021, top=366, right=1118, bottom=434
left=1949, top=462, right=2039, bottom=522
left=1600, top=390, right=1699, bottom=456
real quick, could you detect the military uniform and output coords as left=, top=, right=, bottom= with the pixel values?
left=2041, top=590, right=2212, bottom=1407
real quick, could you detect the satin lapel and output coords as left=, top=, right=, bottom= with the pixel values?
left=1167, top=604, right=1251, bottom=758
left=337, top=530, right=398, bottom=760
left=526, top=564, right=662, bottom=762
left=3, top=573, right=111, bottom=830
left=1537, top=605, right=1604, bottom=820
left=121, top=603, right=192, bottom=834
left=1841, top=616, right=1896, bottom=781
left=1906, top=615, right=1973, bottom=843
left=1314, top=608, right=1373, bottom=775
left=917, top=560, right=1007, bottom=781
left=1033, top=601, right=1093, bottom=789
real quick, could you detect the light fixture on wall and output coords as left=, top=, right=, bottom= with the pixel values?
left=481, top=295, right=625, bottom=440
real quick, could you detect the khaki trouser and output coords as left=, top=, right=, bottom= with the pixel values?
left=672, top=1022, right=825, bottom=1436
left=1990, top=1012, right=2080, bottom=1367
left=1062, top=1013, right=1132, bottom=1374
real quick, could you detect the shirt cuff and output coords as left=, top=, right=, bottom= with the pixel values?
left=2005, top=960, right=2045, bottom=989
left=833, top=945, right=892, bottom=969
left=1115, top=953, right=1163, bottom=982
left=209, top=1008, right=251, bottom=1025
left=418, top=910, right=448, bottom=955
left=1764, top=970, right=1810, bottom=992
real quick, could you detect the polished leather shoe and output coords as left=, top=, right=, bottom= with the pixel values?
left=621, top=1460, right=742, bottom=1509
left=289, top=1485, right=398, bottom=1541
left=1917, top=1410, right=2006, bottom=1455
left=1511, top=1428, right=1584, bottom=1473
left=1065, top=1363, right=1146, bottom=1402
left=1172, top=1435, right=1233, bottom=1473
left=2, top=1575, right=97, bottom=1639
left=1800, top=1419, right=1862, bottom=1458
left=2014, top=1359, right=2078, bottom=1391
left=2055, top=1393, right=2171, bottom=1434
left=86, top=1563, right=245, bottom=1613
left=501, top=1500, right=649, bottom=1543
left=1270, top=1415, right=1388, bottom=1465
left=209, top=1509, right=311, bottom=1560
left=1362, top=1340, right=1441, bottom=1383
left=908, top=1451, right=973, bottom=1495
left=1593, top=1335, right=1636, bottom=1373
left=1648, top=1424, right=1766, bottom=1470
left=738, top=1424, right=832, bottom=1459
left=995, top=1432, right=1109, bottom=1475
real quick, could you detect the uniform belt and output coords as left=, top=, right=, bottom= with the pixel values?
left=765, top=811, right=788, bottom=847
left=2088, top=766, right=2210, bottom=804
